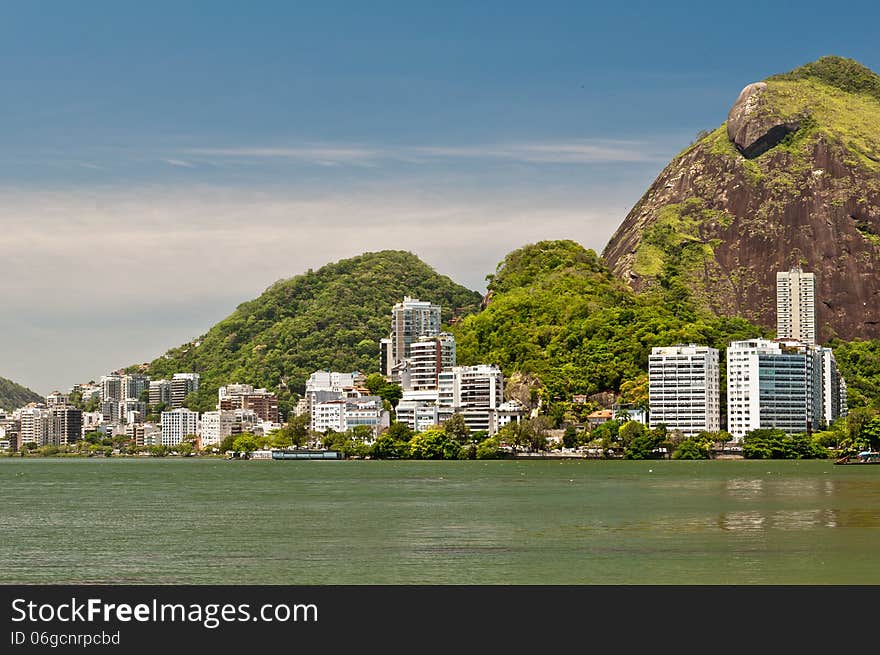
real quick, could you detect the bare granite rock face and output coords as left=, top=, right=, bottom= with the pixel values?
left=602, top=79, right=880, bottom=342
left=726, top=81, right=801, bottom=158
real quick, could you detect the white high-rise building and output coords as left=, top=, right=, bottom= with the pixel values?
left=100, top=375, right=123, bottom=403
left=160, top=408, right=199, bottom=447
left=404, top=333, right=456, bottom=391
left=816, top=346, right=848, bottom=427
left=437, top=364, right=505, bottom=435
left=149, top=379, right=172, bottom=406
left=648, top=344, right=720, bottom=436
left=387, top=297, right=441, bottom=376
left=726, top=339, right=822, bottom=439
left=200, top=410, right=240, bottom=446
left=777, top=267, right=817, bottom=346
left=18, top=405, right=50, bottom=446
left=121, top=374, right=150, bottom=401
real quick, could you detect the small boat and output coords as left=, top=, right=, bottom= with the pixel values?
left=835, top=451, right=880, bottom=465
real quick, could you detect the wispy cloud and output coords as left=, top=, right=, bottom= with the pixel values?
left=181, top=146, right=378, bottom=166
left=181, top=139, right=660, bottom=166
left=162, top=158, right=196, bottom=168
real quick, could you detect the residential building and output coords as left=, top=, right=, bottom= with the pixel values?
left=18, top=405, right=50, bottom=446
left=816, top=346, right=848, bottom=427
left=437, top=364, right=505, bottom=435
left=648, top=344, right=720, bottom=436
left=200, top=410, right=241, bottom=447
left=777, top=267, right=817, bottom=346
left=305, top=371, right=360, bottom=393
left=493, top=399, right=527, bottom=433
left=100, top=401, right=120, bottom=424
left=404, top=333, right=456, bottom=391
left=100, top=375, right=123, bottom=403
left=0, top=417, right=21, bottom=451
left=141, top=423, right=163, bottom=447
left=396, top=390, right=441, bottom=432
left=218, top=383, right=254, bottom=401
left=613, top=404, right=649, bottom=426
left=586, top=409, right=613, bottom=430
left=379, top=338, right=392, bottom=377
left=121, top=374, right=150, bottom=401
left=386, top=296, right=442, bottom=376
left=46, top=391, right=69, bottom=406
left=48, top=406, right=82, bottom=446
left=218, top=385, right=279, bottom=423
left=726, top=339, right=822, bottom=439
left=149, top=379, right=172, bottom=407
left=71, top=383, right=101, bottom=403
left=118, top=399, right=146, bottom=423
left=311, top=395, right=389, bottom=437
left=160, top=408, right=199, bottom=447
left=81, top=411, right=104, bottom=433
left=170, top=373, right=200, bottom=409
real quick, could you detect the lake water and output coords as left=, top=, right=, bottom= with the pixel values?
left=2, top=458, right=879, bottom=584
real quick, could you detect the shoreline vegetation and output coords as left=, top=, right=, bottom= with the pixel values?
left=5, top=410, right=876, bottom=461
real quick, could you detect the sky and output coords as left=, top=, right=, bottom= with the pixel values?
left=3, top=0, right=880, bottom=395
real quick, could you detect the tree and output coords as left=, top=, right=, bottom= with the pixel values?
left=218, top=434, right=237, bottom=453
left=232, top=433, right=259, bottom=453
left=384, top=421, right=413, bottom=442
left=742, top=428, right=828, bottom=459
left=618, top=421, right=647, bottom=448
left=673, top=436, right=712, bottom=459
left=858, top=417, right=880, bottom=451
left=442, top=413, right=471, bottom=445
left=175, top=442, right=194, bottom=456
left=270, top=413, right=310, bottom=449
left=371, top=421, right=413, bottom=459
left=364, top=373, right=387, bottom=396
left=364, top=374, right=403, bottom=409
left=562, top=425, right=578, bottom=449
left=476, top=436, right=502, bottom=459
left=408, top=429, right=461, bottom=459
left=742, top=428, right=788, bottom=459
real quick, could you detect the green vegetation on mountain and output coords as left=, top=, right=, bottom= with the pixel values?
left=133, top=251, right=482, bottom=416
left=827, top=338, right=880, bottom=411
left=452, top=240, right=769, bottom=417
left=0, top=376, right=42, bottom=411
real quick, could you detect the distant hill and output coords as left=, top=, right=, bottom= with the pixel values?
left=131, top=250, right=482, bottom=416
left=602, top=55, right=880, bottom=342
left=0, top=376, right=43, bottom=411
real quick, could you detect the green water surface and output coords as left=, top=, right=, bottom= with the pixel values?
left=2, top=458, right=879, bottom=584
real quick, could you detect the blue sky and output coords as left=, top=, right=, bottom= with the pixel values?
left=2, top=1, right=880, bottom=394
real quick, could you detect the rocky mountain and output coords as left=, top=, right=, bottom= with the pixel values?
left=602, top=56, right=880, bottom=342
left=130, top=250, right=482, bottom=415
left=0, top=376, right=43, bottom=411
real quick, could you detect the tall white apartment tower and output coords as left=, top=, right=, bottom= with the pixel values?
left=406, top=333, right=457, bottom=391
left=388, top=297, right=442, bottom=374
left=816, top=346, right=848, bottom=427
left=648, top=344, right=720, bottom=436
left=776, top=267, right=817, bottom=346
left=726, top=339, right=822, bottom=440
